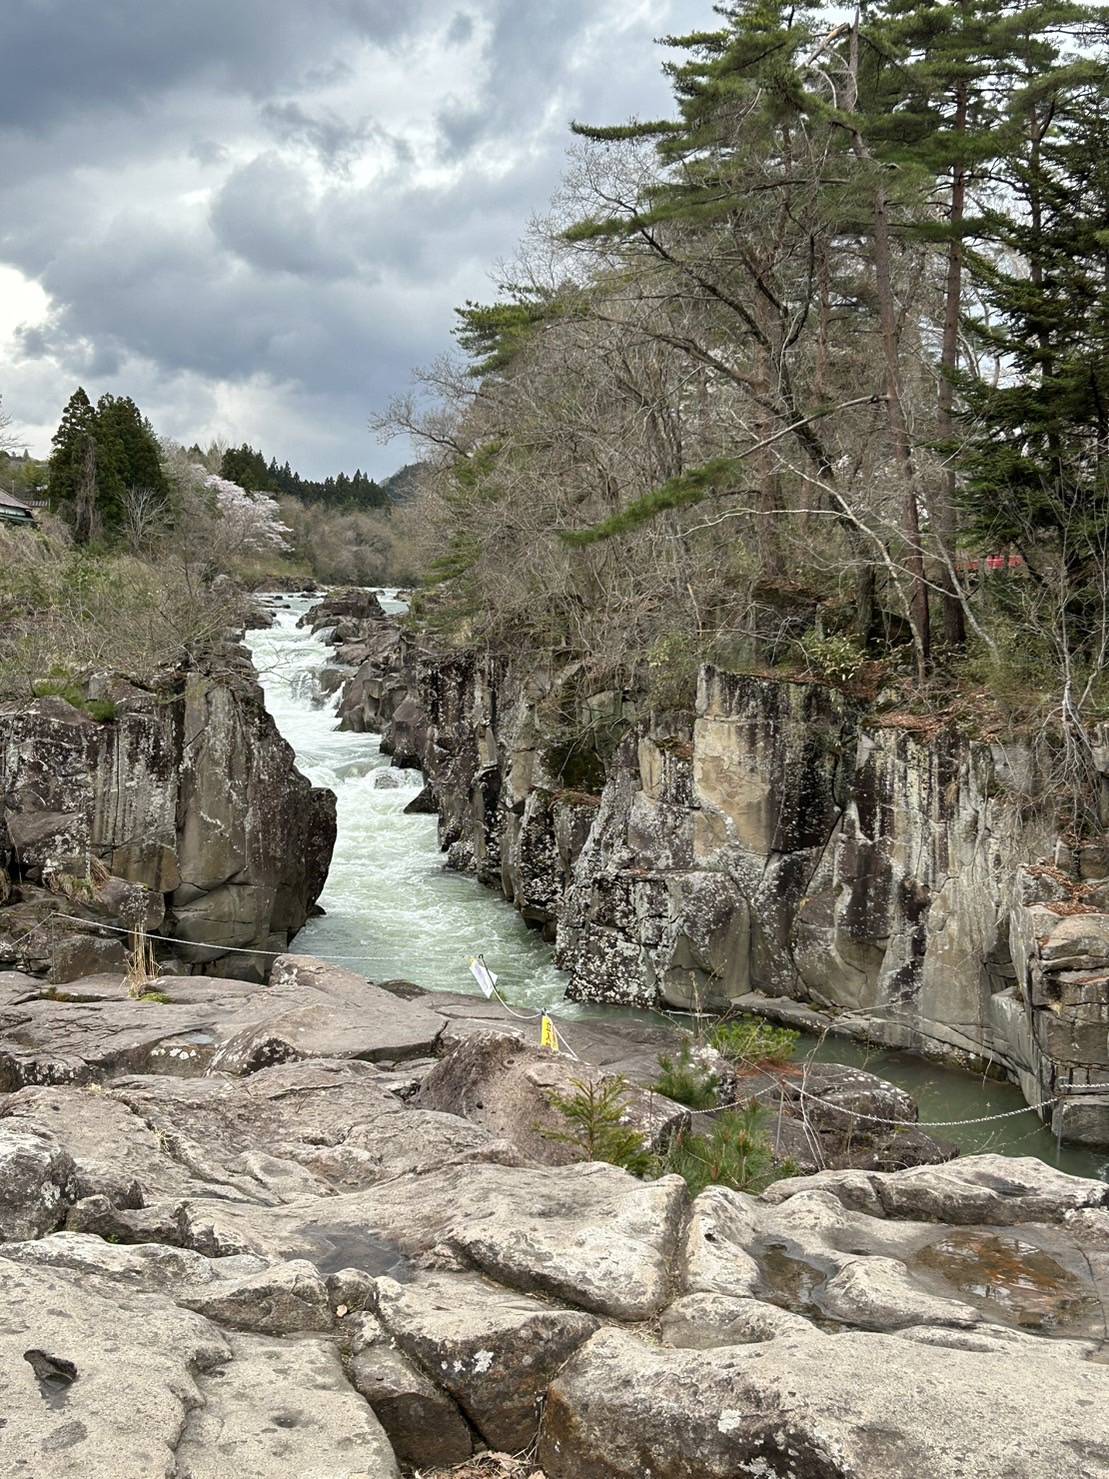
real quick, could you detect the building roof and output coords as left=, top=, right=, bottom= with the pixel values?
left=0, top=489, right=35, bottom=522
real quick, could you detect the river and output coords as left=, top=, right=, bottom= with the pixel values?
left=246, top=594, right=1108, bottom=1182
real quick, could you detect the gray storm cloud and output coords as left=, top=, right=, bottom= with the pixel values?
left=0, top=0, right=705, bottom=475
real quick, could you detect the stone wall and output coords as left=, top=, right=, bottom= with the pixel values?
left=335, top=615, right=1109, bottom=1145
left=0, top=652, right=335, bottom=981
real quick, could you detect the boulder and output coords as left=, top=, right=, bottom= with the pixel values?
left=0, top=1230, right=267, bottom=1294
left=0, top=1254, right=230, bottom=1479
left=49, top=934, right=130, bottom=983
left=179, top=1259, right=334, bottom=1335
left=0, top=1119, right=77, bottom=1239
left=413, top=1031, right=688, bottom=1163
left=300, top=588, right=387, bottom=631
left=762, top=1154, right=1109, bottom=1225
left=374, top=1272, right=599, bottom=1452
left=209, top=955, right=445, bottom=1072
left=680, top=1185, right=762, bottom=1298
left=403, top=784, right=439, bottom=815
left=348, top=1311, right=473, bottom=1470
left=174, top=1334, right=399, bottom=1478
left=660, top=1291, right=816, bottom=1349
left=538, top=1324, right=1109, bottom=1479
left=817, top=1254, right=984, bottom=1332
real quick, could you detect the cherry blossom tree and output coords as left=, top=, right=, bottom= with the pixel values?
left=203, top=472, right=291, bottom=556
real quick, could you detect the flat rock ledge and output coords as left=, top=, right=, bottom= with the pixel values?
left=1, top=953, right=1107, bottom=1479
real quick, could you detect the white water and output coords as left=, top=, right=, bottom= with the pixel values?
left=246, top=594, right=570, bottom=1006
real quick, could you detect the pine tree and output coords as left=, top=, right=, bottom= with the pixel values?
left=561, top=2, right=941, bottom=665
left=959, top=68, right=1109, bottom=645
left=859, top=0, right=1099, bottom=647
left=91, top=393, right=128, bottom=526
left=48, top=387, right=98, bottom=540
left=48, top=388, right=168, bottom=541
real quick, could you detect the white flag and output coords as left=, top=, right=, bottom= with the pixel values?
left=469, top=956, right=497, bottom=999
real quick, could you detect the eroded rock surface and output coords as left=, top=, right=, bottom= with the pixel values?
left=0, top=655, right=335, bottom=982
left=326, top=597, right=1109, bottom=1146
left=2, top=951, right=1107, bottom=1478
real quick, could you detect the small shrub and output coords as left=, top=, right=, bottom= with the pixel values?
left=653, top=1043, right=719, bottom=1109
left=544, top=1075, right=657, bottom=1176
left=797, top=631, right=865, bottom=684
left=664, top=1105, right=796, bottom=1197
left=708, top=1017, right=798, bottom=1067
left=30, top=677, right=117, bottom=722
left=31, top=677, right=86, bottom=707
left=82, top=699, right=118, bottom=723
left=137, top=990, right=169, bottom=1005
left=646, top=631, right=700, bottom=712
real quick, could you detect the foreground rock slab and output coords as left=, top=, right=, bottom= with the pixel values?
left=175, top=1334, right=399, bottom=1479
left=373, top=1271, right=598, bottom=1452
left=3, top=949, right=1109, bottom=1478
left=538, top=1325, right=1109, bottom=1479
left=0, top=1255, right=227, bottom=1479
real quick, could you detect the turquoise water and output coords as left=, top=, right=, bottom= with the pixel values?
left=247, top=596, right=569, bottom=1005
left=247, top=595, right=1108, bottom=1183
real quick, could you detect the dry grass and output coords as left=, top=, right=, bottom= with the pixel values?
left=414, top=1456, right=545, bottom=1479
left=125, top=923, right=158, bottom=999
left=0, top=520, right=246, bottom=699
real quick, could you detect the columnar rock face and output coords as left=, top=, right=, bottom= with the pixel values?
left=0, top=654, right=336, bottom=981
left=0, top=956, right=1107, bottom=1477
left=331, top=606, right=1109, bottom=1145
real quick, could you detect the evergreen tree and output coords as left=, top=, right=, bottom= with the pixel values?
left=47, top=388, right=168, bottom=541
left=959, top=68, right=1109, bottom=643
left=218, top=442, right=386, bottom=508
left=48, top=388, right=99, bottom=541
left=859, top=0, right=1098, bottom=646
left=561, top=1, right=942, bottom=666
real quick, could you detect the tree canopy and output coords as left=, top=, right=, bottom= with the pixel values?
left=218, top=444, right=387, bottom=510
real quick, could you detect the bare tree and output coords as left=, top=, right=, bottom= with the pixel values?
left=0, top=395, right=19, bottom=456
left=118, top=486, right=169, bottom=553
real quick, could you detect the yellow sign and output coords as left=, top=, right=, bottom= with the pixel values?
left=540, top=1015, right=560, bottom=1053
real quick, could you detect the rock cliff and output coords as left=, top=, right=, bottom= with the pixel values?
left=0, top=649, right=336, bottom=981
left=334, top=610, right=1109, bottom=1146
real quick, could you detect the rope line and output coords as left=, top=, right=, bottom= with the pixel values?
left=33, top=911, right=585, bottom=1051
left=651, top=1080, right=1069, bottom=1129
left=25, top=915, right=1099, bottom=1126
left=44, top=913, right=307, bottom=958
left=794, top=1084, right=1067, bottom=1129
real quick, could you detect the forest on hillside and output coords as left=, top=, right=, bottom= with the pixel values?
left=382, top=0, right=1109, bottom=819
left=0, top=390, right=420, bottom=696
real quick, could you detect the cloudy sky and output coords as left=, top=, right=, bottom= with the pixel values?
left=0, top=1, right=705, bottom=479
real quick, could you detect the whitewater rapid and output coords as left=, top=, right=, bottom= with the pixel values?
left=246, top=594, right=570, bottom=1006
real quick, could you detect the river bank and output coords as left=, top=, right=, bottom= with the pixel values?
left=247, top=594, right=1109, bottom=1181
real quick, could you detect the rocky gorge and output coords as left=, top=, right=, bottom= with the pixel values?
left=330, top=596, right=1109, bottom=1149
